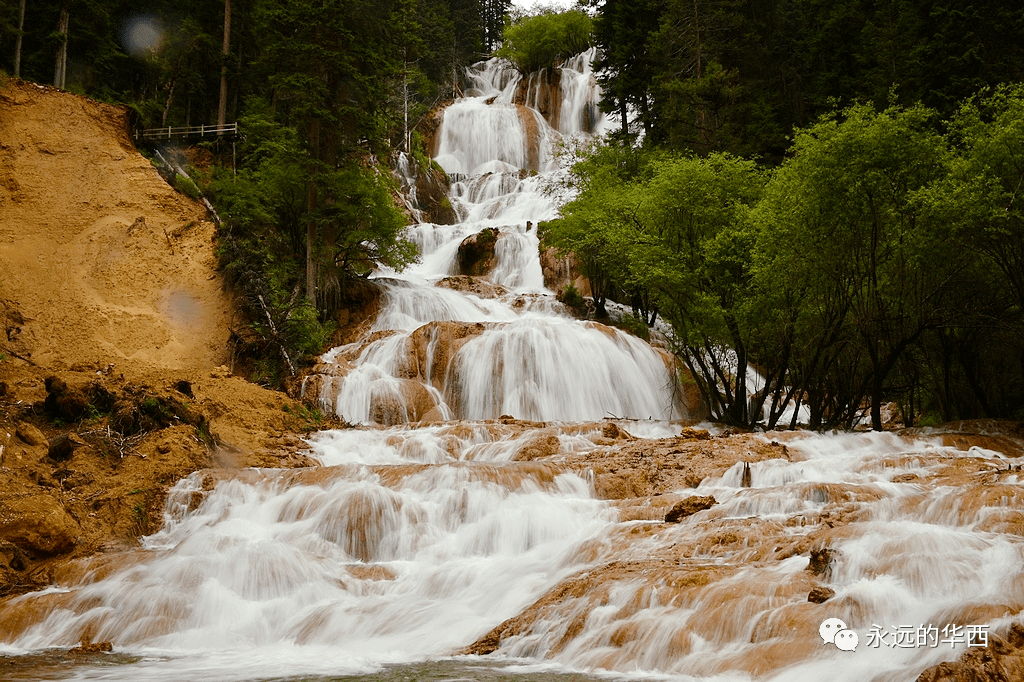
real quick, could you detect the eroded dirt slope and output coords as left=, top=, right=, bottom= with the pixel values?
left=0, top=78, right=230, bottom=370
left=0, top=78, right=326, bottom=599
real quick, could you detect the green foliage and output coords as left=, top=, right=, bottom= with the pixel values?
left=173, top=174, right=201, bottom=199
left=195, top=419, right=216, bottom=449
left=207, top=101, right=416, bottom=385
left=757, top=102, right=953, bottom=429
left=549, top=91, right=1024, bottom=427
left=588, top=0, right=1024, bottom=158
left=315, top=165, right=419, bottom=283
left=282, top=401, right=329, bottom=432
left=557, top=282, right=585, bottom=313
left=545, top=141, right=773, bottom=424
left=590, top=0, right=662, bottom=139
left=496, top=10, right=593, bottom=74
left=613, top=314, right=650, bottom=342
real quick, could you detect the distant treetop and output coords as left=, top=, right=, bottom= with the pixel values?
left=496, top=9, right=594, bottom=74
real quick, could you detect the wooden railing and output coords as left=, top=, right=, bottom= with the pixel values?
left=137, top=123, right=238, bottom=140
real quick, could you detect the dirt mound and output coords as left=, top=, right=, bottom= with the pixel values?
left=0, top=79, right=338, bottom=599
left=0, top=77, right=230, bottom=371
left=0, top=363, right=328, bottom=597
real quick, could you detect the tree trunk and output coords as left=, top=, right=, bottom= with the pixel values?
left=218, top=0, right=232, bottom=132
left=54, top=6, right=69, bottom=89
left=403, top=58, right=410, bottom=151
left=162, top=80, right=175, bottom=126
left=306, top=118, right=320, bottom=306
left=13, top=0, right=26, bottom=78
left=306, top=179, right=318, bottom=305
left=871, top=372, right=883, bottom=431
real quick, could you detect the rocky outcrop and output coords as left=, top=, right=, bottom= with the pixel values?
left=417, top=102, right=451, bottom=160
left=916, top=622, right=1024, bottom=681
left=0, top=494, right=81, bottom=555
left=435, top=276, right=508, bottom=299
left=516, top=105, right=544, bottom=172
left=1, top=299, right=36, bottom=363
left=514, top=70, right=563, bottom=131
left=664, top=495, right=718, bottom=522
left=369, top=379, right=439, bottom=425
left=404, top=321, right=488, bottom=387
left=415, top=164, right=457, bottom=225
left=807, top=586, right=835, bottom=603
left=394, top=150, right=456, bottom=225
left=0, top=363, right=321, bottom=598
left=512, top=431, right=562, bottom=461
left=539, top=246, right=592, bottom=297
left=303, top=321, right=490, bottom=424
left=457, top=228, right=500, bottom=277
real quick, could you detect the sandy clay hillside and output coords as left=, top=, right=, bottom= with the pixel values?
left=0, top=78, right=328, bottom=597
left=0, top=78, right=229, bottom=370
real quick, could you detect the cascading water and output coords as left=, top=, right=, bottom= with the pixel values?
left=316, top=47, right=679, bottom=427
left=1, top=51, right=1019, bottom=682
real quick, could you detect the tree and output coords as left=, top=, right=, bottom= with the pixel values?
left=217, top=0, right=231, bottom=130
left=908, top=84, right=1024, bottom=419
left=481, top=0, right=510, bottom=51
left=14, top=0, right=26, bottom=77
left=496, top=9, right=592, bottom=74
left=253, top=0, right=404, bottom=304
left=589, top=0, right=663, bottom=138
left=53, top=1, right=67, bottom=88
left=627, top=152, right=772, bottom=426
left=544, top=144, right=780, bottom=427
left=758, top=103, right=957, bottom=429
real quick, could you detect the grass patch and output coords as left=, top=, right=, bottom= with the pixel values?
left=283, top=402, right=330, bottom=432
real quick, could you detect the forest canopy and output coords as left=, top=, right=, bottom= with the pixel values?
left=542, top=87, right=1024, bottom=429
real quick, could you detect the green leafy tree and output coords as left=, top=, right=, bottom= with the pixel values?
left=545, top=144, right=782, bottom=426
left=758, top=103, right=957, bottom=429
left=496, top=9, right=592, bottom=74
left=626, top=153, right=772, bottom=426
left=908, top=85, right=1024, bottom=419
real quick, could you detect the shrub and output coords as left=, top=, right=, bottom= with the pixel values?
left=614, top=313, right=650, bottom=341
left=558, top=282, right=585, bottom=311
left=496, top=10, right=593, bottom=74
left=173, top=173, right=201, bottom=199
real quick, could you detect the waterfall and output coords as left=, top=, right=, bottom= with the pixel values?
left=1, top=51, right=1014, bottom=682
left=316, top=50, right=685, bottom=427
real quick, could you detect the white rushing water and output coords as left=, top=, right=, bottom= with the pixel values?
left=313, top=47, right=683, bottom=427
left=1, top=51, right=1019, bottom=682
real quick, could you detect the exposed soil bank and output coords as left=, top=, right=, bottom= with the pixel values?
left=0, top=78, right=324, bottom=598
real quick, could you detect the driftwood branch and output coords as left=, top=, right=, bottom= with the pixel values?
left=256, top=294, right=296, bottom=376
left=0, top=347, right=37, bottom=366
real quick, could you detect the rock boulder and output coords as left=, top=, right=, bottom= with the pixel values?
left=664, top=495, right=718, bottom=523
left=0, top=494, right=81, bottom=555
left=457, top=228, right=500, bottom=277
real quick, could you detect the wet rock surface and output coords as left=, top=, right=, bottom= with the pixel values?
left=456, top=227, right=500, bottom=276
left=807, top=586, right=835, bottom=603
left=664, top=495, right=717, bottom=522
left=917, top=622, right=1024, bottom=681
